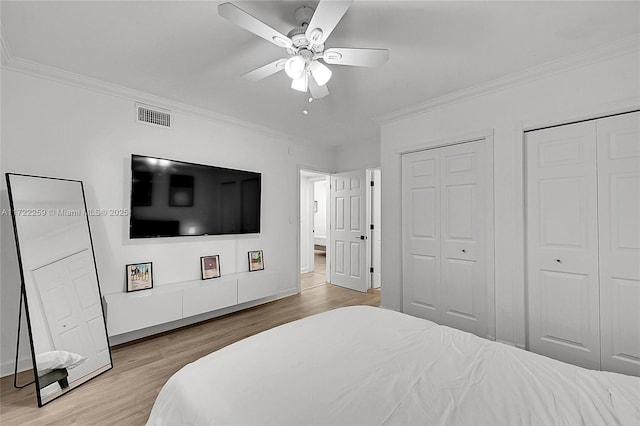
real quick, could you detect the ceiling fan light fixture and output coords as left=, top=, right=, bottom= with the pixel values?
left=308, top=60, right=332, bottom=86
left=291, top=73, right=308, bottom=92
left=285, top=55, right=306, bottom=79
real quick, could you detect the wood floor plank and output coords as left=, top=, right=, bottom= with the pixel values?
left=0, top=284, right=379, bottom=425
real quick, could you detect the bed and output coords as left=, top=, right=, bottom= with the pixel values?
left=147, top=306, right=640, bottom=425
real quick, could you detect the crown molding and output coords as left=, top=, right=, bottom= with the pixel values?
left=377, top=35, right=640, bottom=125
left=0, top=46, right=318, bottom=148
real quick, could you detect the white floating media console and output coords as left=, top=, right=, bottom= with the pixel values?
left=103, top=270, right=286, bottom=339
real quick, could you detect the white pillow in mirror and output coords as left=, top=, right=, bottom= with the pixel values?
left=36, top=351, right=86, bottom=376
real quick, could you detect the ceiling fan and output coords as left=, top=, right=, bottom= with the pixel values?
left=218, top=1, right=389, bottom=99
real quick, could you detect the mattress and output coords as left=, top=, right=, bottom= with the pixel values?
left=147, top=306, right=640, bottom=425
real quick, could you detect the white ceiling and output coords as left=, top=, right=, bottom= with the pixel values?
left=2, top=1, right=638, bottom=148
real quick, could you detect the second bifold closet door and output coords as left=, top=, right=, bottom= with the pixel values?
left=526, top=111, right=640, bottom=375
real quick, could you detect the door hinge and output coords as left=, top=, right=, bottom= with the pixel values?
left=370, top=224, right=374, bottom=230
left=370, top=267, right=374, bottom=273
left=370, top=180, right=374, bottom=187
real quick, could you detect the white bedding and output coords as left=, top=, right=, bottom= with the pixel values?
left=147, top=306, right=640, bottom=425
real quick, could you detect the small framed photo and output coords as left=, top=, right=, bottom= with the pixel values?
left=126, top=262, right=153, bottom=292
left=248, top=250, right=264, bottom=272
left=201, top=255, right=221, bottom=280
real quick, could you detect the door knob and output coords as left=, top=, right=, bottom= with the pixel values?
left=461, top=249, right=466, bottom=253
left=555, top=259, right=562, bottom=263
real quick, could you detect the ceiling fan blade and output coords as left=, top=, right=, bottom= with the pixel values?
left=323, top=48, right=389, bottom=67
left=309, top=76, right=329, bottom=99
left=305, top=0, right=352, bottom=46
left=218, top=3, right=293, bottom=49
left=241, top=58, right=288, bottom=82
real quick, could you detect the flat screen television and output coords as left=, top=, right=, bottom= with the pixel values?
left=129, top=154, right=261, bottom=238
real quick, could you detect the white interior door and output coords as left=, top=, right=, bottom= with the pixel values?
left=402, top=148, right=442, bottom=322
left=330, top=170, right=367, bottom=292
left=440, top=142, right=489, bottom=337
left=32, top=249, right=110, bottom=379
left=402, top=140, right=492, bottom=337
left=597, top=111, right=640, bottom=376
left=526, top=121, right=601, bottom=370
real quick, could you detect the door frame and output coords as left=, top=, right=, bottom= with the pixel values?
left=297, top=166, right=332, bottom=292
left=366, top=168, right=381, bottom=290
left=398, top=129, right=496, bottom=340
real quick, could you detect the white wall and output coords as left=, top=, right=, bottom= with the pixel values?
left=380, top=47, right=639, bottom=348
left=334, top=140, right=380, bottom=172
left=0, top=68, right=334, bottom=375
left=299, top=176, right=312, bottom=273
left=313, top=179, right=327, bottom=243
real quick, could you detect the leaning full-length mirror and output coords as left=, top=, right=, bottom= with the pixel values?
left=6, top=173, right=112, bottom=406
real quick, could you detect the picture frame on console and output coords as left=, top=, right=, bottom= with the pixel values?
left=201, top=255, right=221, bottom=280
left=126, top=262, right=153, bottom=292
left=248, top=250, right=264, bottom=272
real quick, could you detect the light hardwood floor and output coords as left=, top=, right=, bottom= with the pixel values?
left=0, top=284, right=380, bottom=425
left=301, top=250, right=327, bottom=291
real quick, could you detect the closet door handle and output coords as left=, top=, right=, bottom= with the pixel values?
left=555, top=259, right=562, bottom=264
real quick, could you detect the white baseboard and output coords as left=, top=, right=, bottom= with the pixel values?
left=1, top=355, right=33, bottom=378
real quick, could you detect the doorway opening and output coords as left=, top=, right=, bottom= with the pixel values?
left=300, top=170, right=330, bottom=291
left=299, top=168, right=382, bottom=294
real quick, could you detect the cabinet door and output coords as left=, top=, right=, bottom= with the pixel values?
left=526, top=121, right=601, bottom=370
left=597, top=111, right=640, bottom=376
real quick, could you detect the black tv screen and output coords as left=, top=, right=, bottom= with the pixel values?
left=129, top=155, right=261, bottom=238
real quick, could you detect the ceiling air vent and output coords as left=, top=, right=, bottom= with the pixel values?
left=136, top=104, right=171, bottom=128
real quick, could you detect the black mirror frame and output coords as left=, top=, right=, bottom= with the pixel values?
left=5, top=173, right=113, bottom=407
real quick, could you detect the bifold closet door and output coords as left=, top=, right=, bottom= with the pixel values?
left=440, top=142, right=489, bottom=337
left=402, top=141, right=490, bottom=337
left=402, top=148, right=441, bottom=323
left=597, top=112, right=640, bottom=376
left=526, top=122, right=601, bottom=370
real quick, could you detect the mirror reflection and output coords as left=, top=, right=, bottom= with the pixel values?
left=7, top=174, right=112, bottom=406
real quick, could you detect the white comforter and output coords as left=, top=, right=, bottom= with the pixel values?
left=147, top=306, right=640, bottom=425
